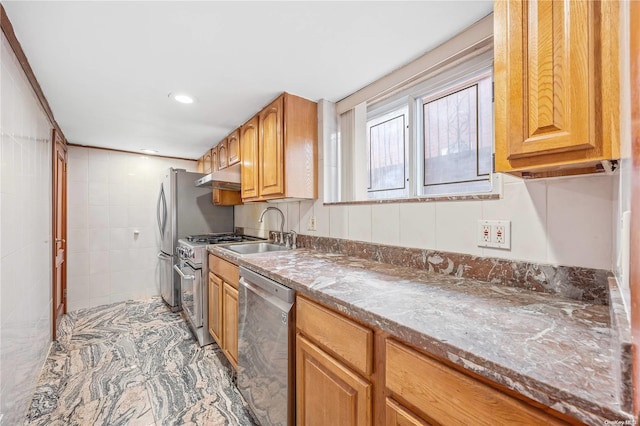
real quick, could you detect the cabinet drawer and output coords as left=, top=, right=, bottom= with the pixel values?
left=296, top=296, right=373, bottom=377
left=209, top=254, right=239, bottom=288
left=385, top=339, right=567, bottom=426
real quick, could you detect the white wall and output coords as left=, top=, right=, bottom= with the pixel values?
left=0, top=33, right=53, bottom=424
left=236, top=102, right=616, bottom=271
left=66, top=146, right=195, bottom=311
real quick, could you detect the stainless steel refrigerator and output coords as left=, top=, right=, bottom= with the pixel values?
left=157, top=168, right=234, bottom=311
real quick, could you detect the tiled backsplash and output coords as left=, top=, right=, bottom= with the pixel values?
left=66, top=146, right=195, bottom=311
left=291, top=234, right=610, bottom=304
left=0, top=33, right=53, bottom=425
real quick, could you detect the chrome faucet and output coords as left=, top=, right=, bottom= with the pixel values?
left=259, top=206, right=285, bottom=245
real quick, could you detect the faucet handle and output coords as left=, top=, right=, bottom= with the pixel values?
left=289, top=229, right=297, bottom=249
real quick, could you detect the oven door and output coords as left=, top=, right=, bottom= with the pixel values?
left=174, top=263, right=203, bottom=328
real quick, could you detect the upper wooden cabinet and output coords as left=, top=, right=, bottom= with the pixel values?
left=218, top=138, right=229, bottom=170
left=240, top=115, right=260, bottom=200
left=494, top=0, right=619, bottom=177
left=196, top=156, right=205, bottom=173
left=227, top=129, right=241, bottom=166
left=203, top=149, right=213, bottom=174
left=211, top=146, right=219, bottom=173
left=242, top=93, right=318, bottom=201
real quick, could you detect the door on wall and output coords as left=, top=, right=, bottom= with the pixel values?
left=52, top=129, right=67, bottom=339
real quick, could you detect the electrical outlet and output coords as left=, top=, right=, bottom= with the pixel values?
left=493, top=220, right=511, bottom=249
left=307, top=215, right=317, bottom=231
left=478, top=220, right=511, bottom=249
left=477, top=220, right=493, bottom=247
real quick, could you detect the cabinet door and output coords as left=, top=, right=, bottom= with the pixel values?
left=259, top=95, right=285, bottom=198
left=208, top=273, right=223, bottom=345
left=204, top=150, right=213, bottom=174
left=222, top=282, right=238, bottom=368
left=218, top=138, right=229, bottom=170
left=241, top=115, right=260, bottom=200
left=385, top=398, right=430, bottom=426
left=197, top=156, right=205, bottom=173
left=212, top=189, right=242, bottom=206
left=498, top=0, right=594, bottom=160
left=296, top=334, right=371, bottom=426
left=227, top=129, right=241, bottom=166
left=210, top=147, right=218, bottom=173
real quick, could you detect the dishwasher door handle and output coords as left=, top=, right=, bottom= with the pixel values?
left=240, top=277, right=294, bottom=313
left=173, top=264, right=195, bottom=280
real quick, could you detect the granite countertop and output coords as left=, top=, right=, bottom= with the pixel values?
left=208, top=246, right=633, bottom=425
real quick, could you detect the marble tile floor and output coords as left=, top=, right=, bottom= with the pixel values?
left=24, top=297, right=258, bottom=426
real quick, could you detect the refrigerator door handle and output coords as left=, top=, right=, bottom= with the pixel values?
left=160, top=185, right=168, bottom=238
left=157, top=184, right=164, bottom=239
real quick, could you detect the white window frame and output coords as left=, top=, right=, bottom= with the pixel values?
left=346, top=49, right=496, bottom=202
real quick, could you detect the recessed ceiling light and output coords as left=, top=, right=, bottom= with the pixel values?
left=141, top=149, right=158, bottom=154
left=168, top=92, right=195, bottom=104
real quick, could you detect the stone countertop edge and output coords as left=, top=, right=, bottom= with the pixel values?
left=208, top=246, right=634, bottom=425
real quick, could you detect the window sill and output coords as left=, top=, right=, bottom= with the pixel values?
left=323, top=193, right=499, bottom=206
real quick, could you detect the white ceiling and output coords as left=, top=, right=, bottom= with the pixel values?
left=3, top=1, right=492, bottom=159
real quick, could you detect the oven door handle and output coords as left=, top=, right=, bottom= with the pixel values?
left=173, top=264, right=195, bottom=280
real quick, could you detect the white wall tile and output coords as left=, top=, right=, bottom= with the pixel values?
left=372, top=204, right=400, bottom=246
left=88, top=181, right=109, bottom=206
left=399, top=202, right=436, bottom=249
left=67, top=228, right=89, bottom=253
left=299, top=200, right=314, bottom=234
left=68, top=180, right=88, bottom=206
left=435, top=200, right=483, bottom=255
left=88, top=150, right=109, bottom=183
left=547, top=175, right=613, bottom=269
left=287, top=202, right=301, bottom=234
left=347, top=205, right=372, bottom=242
left=68, top=203, right=88, bottom=229
left=89, top=251, right=109, bottom=275
left=88, top=205, right=109, bottom=229
left=109, top=205, right=128, bottom=228
left=314, top=199, right=331, bottom=236
left=329, top=205, right=348, bottom=239
left=0, top=32, right=54, bottom=423
left=482, top=180, right=547, bottom=262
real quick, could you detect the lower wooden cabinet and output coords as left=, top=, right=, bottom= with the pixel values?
left=294, top=296, right=573, bottom=426
left=208, top=254, right=239, bottom=368
left=385, top=339, right=568, bottom=426
left=296, top=334, right=371, bottom=426
left=385, top=398, right=429, bottom=426
left=208, top=272, right=223, bottom=345
left=222, top=282, right=238, bottom=367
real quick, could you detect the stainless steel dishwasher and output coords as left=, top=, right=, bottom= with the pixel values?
left=238, top=267, right=295, bottom=426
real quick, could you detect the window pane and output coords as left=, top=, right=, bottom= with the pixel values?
left=368, top=114, right=406, bottom=192
left=423, top=84, right=486, bottom=187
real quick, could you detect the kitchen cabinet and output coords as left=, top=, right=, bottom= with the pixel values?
left=197, top=156, right=205, bottom=173
left=209, top=145, right=220, bottom=173
left=240, top=115, right=259, bottom=199
left=384, top=339, right=568, bottom=425
left=222, top=282, right=238, bottom=366
left=494, top=0, right=620, bottom=177
left=208, top=254, right=240, bottom=368
left=204, top=149, right=213, bottom=174
left=212, top=189, right=242, bottom=206
left=218, top=138, right=228, bottom=170
left=227, top=129, right=240, bottom=166
left=208, top=272, right=223, bottom=344
left=296, top=296, right=373, bottom=426
left=295, top=295, right=573, bottom=425
left=242, top=92, right=318, bottom=201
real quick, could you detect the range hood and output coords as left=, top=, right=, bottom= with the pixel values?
left=195, top=163, right=241, bottom=191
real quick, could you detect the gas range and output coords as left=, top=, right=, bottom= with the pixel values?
left=177, top=233, right=264, bottom=265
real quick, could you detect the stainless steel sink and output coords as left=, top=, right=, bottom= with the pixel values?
left=224, top=242, right=289, bottom=255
